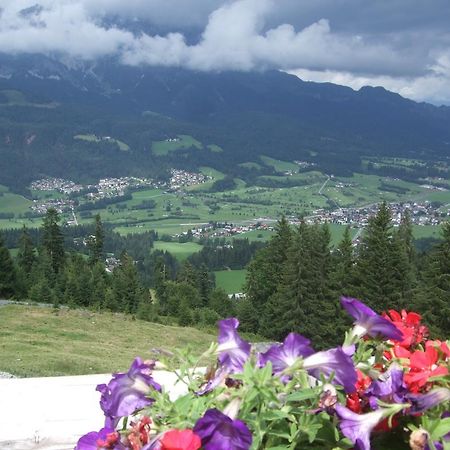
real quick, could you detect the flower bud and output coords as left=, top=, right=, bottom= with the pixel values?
left=409, top=429, right=429, bottom=450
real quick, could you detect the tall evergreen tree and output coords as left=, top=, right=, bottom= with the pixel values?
left=42, top=208, right=65, bottom=273
left=17, top=226, right=36, bottom=275
left=88, top=214, right=105, bottom=265
left=416, top=222, right=450, bottom=336
left=0, top=235, right=17, bottom=298
left=246, top=216, right=292, bottom=327
left=355, top=202, right=402, bottom=311
left=332, top=226, right=356, bottom=298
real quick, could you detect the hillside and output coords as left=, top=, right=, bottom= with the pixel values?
left=0, top=54, right=449, bottom=191
left=0, top=305, right=216, bottom=377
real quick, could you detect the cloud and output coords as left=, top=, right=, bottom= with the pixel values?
left=0, top=0, right=449, bottom=103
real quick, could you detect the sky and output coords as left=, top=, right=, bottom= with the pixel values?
left=1, top=0, right=450, bottom=105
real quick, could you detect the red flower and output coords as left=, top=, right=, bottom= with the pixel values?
left=404, top=345, right=449, bottom=393
left=346, top=369, right=372, bottom=413
left=160, top=429, right=202, bottom=450
left=383, top=310, right=428, bottom=349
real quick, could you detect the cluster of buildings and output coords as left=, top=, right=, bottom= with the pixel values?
left=30, top=178, right=84, bottom=194
left=86, top=177, right=155, bottom=200
left=31, top=198, right=75, bottom=215
left=169, top=169, right=211, bottom=190
left=177, top=221, right=272, bottom=240
left=306, top=201, right=448, bottom=228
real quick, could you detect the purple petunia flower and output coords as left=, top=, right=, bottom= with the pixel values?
left=193, top=408, right=252, bottom=450
left=340, top=297, right=403, bottom=341
left=303, top=347, right=357, bottom=393
left=335, top=404, right=386, bottom=450
left=258, top=333, right=314, bottom=375
left=217, top=318, right=251, bottom=374
left=365, top=364, right=407, bottom=409
left=75, top=427, right=124, bottom=450
left=97, top=357, right=161, bottom=427
left=197, top=319, right=250, bottom=395
left=407, top=388, right=450, bottom=414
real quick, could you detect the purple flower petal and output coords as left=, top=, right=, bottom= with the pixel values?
left=336, top=404, right=384, bottom=450
left=194, top=409, right=252, bottom=450
left=97, top=357, right=161, bottom=426
left=303, top=347, right=357, bottom=393
left=258, top=332, right=314, bottom=374
left=366, top=365, right=407, bottom=409
left=217, top=318, right=251, bottom=374
left=340, top=297, right=403, bottom=341
left=75, top=427, right=124, bottom=450
left=407, top=388, right=450, bottom=414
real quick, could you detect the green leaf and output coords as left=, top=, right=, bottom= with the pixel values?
left=430, top=418, right=450, bottom=440
left=285, top=389, right=318, bottom=402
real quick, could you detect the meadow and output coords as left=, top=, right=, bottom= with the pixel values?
left=0, top=305, right=216, bottom=377
left=214, top=269, right=247, bottom=294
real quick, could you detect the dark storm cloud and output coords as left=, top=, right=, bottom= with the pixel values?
left=0, top=0, right=449, bottom=103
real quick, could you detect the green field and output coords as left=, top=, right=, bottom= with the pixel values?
left=207, top=144, right=223, bottom=153
left=0, top=89, right=57, bottom=108
left=214, top=269, right=247, bottom=294
left=153, top=241, right=203, bottom=260
left=0, top=305, right=216, bottom=377
left=0, top=189, right=32, bottom=215
left=152, top=135, right=203, bottom=156
left=260, top=156, right=299, bottom=173
left=74, top=134, right=130, bottom=151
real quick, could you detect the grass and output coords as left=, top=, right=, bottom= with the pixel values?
left=214, top=269, right=247, bottom=294
left=153, top=241, right=203, bottom=260
left=0, top=89, right=57, bottom=108
left=74, top=134, right=130, bottom=151
left=0, top=305, right=216, bottom=377
left=152, top=135, right=203, bottom=156
left=207, top=144, right=223, bottom=153
left=260, top=156, right=299, bottom=173
left=0, top=190, right=32, bottom=215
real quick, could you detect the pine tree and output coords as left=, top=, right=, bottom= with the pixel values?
left=42, top=208, right=65, bottom=273
left=417, top=222, right=450, bottom=336
left=0, top=235, right=17, bottom=298
left=332, top=226, right=356, bottom=297
left=355, top=202, right=402, bottom=312
left=17, top=226, right=36, bottom=275
left=246, top=216, right=292, bottom=330
left=88, top=214, right=105, bottom=265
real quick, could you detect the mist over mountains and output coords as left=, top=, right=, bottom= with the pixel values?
left=0, top=53, right=449, bottom=190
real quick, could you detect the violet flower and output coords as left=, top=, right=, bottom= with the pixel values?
left=197, top=319, right=251, bottom=395
left=258, top=332, right=314, bottom=375
left=407, top=388, right=450, bottom=414
left=217, top=318, right=251, bottom=374
left=193, top=408, right=252, bottom=450
left=97, top=357, right=161, bottom=427
left=336, top=403, right=406, bottom=450
left=75, top=427, right=124, bottom=450
left=365, top=364, right=407, bottom=409
left=341, top=297, right=403, bottom=341
left=303, top=347, right=357, bottom=393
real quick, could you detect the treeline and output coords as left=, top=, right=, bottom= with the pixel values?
left=243, top=204, right=450, bottom=347
left=0, top=209, right=235, bottom=328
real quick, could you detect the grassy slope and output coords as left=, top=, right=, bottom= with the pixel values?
left=0, top=305, right=216, bottom=377
left=214, top=269, right=247, bottom=294
left=153, top=241, right=203, bottom=261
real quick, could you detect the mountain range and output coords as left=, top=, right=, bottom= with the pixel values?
left=0, top=54, right=449, bottom=191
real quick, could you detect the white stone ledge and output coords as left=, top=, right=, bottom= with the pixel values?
left=0, top=371, right=185, bottom=450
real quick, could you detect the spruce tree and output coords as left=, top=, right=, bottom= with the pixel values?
left=42, top=208, right=65, bottom=273
left=0, top=235, right=17, bottom=298
left=88, top=214, right=105, bottom=265
left=355, top=202, right=402, bottom=312
left=17, top=226, right=36, bottom=275
left=246, top=216, right=292, bottom=330
left=332, top=226, right=356, bottom=298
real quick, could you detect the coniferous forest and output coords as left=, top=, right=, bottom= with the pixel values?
left=0, top=203, right=449, bottom=348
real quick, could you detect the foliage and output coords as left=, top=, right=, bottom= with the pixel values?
left=76, top=300, right=450, bottom=450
